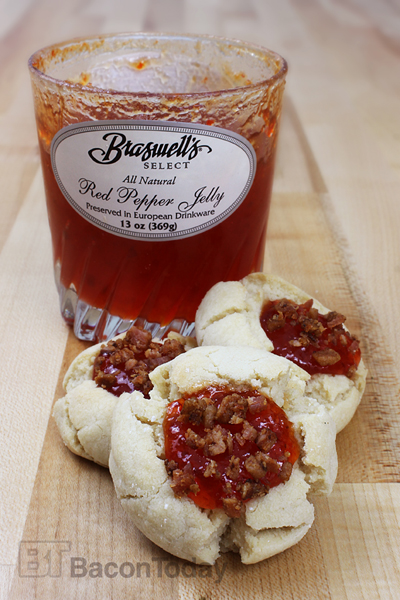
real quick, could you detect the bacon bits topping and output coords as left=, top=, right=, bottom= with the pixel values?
left=93, top=325, right=185, bottom=398
left=256, top=428, right=278, bottom=453
left=179, top=397, right=207, bottom=426
left=260, top=299, right=361, bottom=377
left=170, top=464, right=200, bottom=498
left=215, top=394, right=248, bottom=424
left=163, top=387, right=300, bottom=517
left=204, top=460, right=220, bottom=479
left=245, top=453, right=280, bottom=479
left=222, top=496, right=244, bottom=519
left=226, top=456, right=241, bottom=480
left=312, top=348, right=341, bottom=367
left=204, top=425, right=233, bottom=457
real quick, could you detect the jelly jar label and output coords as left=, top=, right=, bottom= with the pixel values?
left=51, top=120, right=256, bottom=241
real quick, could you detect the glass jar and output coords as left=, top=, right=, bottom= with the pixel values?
left=29, top=33, right=287, bottom=341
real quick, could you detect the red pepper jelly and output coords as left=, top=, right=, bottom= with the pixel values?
left=93, top=325, right=185, bottom=398
left=260, top=299, right=361, bottom=377
left=29, top=34, right=287, bottom=342
left=163, top=386, right=300, bottom=518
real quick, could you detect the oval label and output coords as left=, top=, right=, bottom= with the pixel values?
left=51, top=120, right=256, bottom=241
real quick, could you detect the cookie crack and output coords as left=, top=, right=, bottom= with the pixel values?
left=63, top=397, right=97, bottom=463
left=118, top=466, right=170, bottom=503
left=128, top=406, right=165, bottom=452
left=135, top=414, right=161, bottom=427
left=202, top=307, right=252, bottom=331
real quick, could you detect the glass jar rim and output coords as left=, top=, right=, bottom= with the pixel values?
left=28, top=32, right=288, bottom=99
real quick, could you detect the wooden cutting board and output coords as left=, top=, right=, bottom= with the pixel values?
left=7, top=98, right=400, bottom=599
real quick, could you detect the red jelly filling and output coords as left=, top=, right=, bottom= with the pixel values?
left=260, top=299, right=361, bottom=377
left=93, top=325, right=185, bottom=398
left=163, top=387, right=300, bottom=517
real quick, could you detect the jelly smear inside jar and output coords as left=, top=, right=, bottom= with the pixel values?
left=163, top=386, right=300, bottom=518
left=260, top=299, right=361, bottom=377
left=93, top=325, right=185, bottom=398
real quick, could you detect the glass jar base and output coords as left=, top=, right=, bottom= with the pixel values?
left=58, top=281, right=195, bottom=342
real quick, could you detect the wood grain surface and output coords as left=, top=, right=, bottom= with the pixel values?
left=1, top=1, right=399, bottom=599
